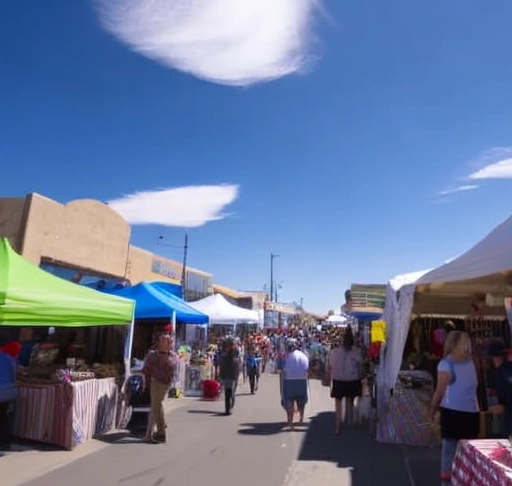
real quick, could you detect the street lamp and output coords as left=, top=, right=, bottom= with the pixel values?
left=270, top=253, right=280, bottom=302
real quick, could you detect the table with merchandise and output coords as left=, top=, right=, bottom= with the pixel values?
left=452, top=439, right=512, bottom=486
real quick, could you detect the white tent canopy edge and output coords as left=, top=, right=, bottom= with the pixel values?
left=188, top=293, right=260, bottom=326
left=379, top=214, right=512, bottom=410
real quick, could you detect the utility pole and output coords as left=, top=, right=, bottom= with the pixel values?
left=270, top=253, right=280, bottom=302
left=181, top=233, right=189, bottom=301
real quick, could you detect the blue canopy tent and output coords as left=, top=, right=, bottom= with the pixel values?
left=102, top=282, right=207, bottom=324
left=102, top=282, right=208, bottom=360
left=82, top=279, right=183, bottom=298
left=348, top=311, right=383, bottom=321
left=150, top=281, right=183, bottom=299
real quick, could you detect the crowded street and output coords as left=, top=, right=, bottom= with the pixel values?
left=3, top=2, right=512, bottom=485
left=3, top=374, right=439, bottom=486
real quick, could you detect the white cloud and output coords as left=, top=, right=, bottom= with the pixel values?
left=469, top=157, right=512, bottom=180
left=437, top=185, right=479, bottom=196
left=108, top=184, right=239, bottom=227
left=93, top=0, right=323, bottom=87
left=466, top=146, right=512, bottom=180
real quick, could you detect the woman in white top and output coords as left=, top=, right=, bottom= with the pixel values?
left=326, top=326, right=362, bottom=435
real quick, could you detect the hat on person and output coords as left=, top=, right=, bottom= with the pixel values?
left=0, top=341, right=22, bottom=359
left=486, top=341, right=508, bottom=357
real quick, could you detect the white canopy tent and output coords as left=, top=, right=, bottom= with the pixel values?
left=377, top=269, right=432, bottom=408
left=326, top=314, right=348, bottom=325
left=379, top=214, right=512, bottom=407
left=188, top=293, right=260, bottom=326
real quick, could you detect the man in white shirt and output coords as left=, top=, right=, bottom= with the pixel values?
left=281, top=340, right=309, bottom=430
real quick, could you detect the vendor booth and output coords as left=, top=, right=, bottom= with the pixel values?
left=0, top=238, right=135, bottom=450
left=326, top=314, right=348, bottom=326
left=103, top=282, right=210, bottom=398
left=377, top=216, right=512, bottom=448
left=189, top=293, right=260, bottom=338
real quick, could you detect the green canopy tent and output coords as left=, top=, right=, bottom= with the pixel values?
left=0, top=237, right=136, bottom=373
left=0, top=237, right=134, bottom=326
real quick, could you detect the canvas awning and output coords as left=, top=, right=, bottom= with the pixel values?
left=103, top=282, right=208, bottom=324
left=188, top=293, right=260, bottom=324
left=0, top=238, right=134, bottom=327
left=378, top=215, right=512, bottom=404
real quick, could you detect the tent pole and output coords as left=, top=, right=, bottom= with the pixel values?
left=121, top=308, right=136, bottom=403
left=123, top=309, right=136, bottom=380
left=172, top=310, right=177, bottom=350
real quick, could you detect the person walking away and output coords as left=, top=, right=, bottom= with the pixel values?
left=142, top=332, right=177, bottom=444
left=0, top=341, right=21, bottom=452
left=246, top=346, right=262, bottom=394
left=281, top=339, right=309, bottom=430
left=239, top=340, right=246, bottom=383
left=326, top=326, right=363, bottom=435
left=429, top=331, right=479, bottom=486
left=219, top=338, right=240, bottom=415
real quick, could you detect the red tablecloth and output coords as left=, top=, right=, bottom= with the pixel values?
left=452, top=439, right=512, bottom=486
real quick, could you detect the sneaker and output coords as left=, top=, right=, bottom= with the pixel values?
left=152, top=433, right=166, bottom=443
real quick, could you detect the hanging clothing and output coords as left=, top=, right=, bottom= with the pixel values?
left=371, top=320, right=387, bottom=343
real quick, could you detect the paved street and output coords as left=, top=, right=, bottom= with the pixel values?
left=3, top=375, right=440, bottom=486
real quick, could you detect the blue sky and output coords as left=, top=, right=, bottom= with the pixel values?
left=2, top=1, right=512, bottom=313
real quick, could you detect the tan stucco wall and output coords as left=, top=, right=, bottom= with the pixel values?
left=0, top=197, right=26, bottom=251
left=127, top=245, right=182, bottom=284
left=0, top=193, right=215, bottom=291
left=20, top=193, right=131, bottom=277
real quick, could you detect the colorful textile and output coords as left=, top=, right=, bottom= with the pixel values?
left=452, top=439, right=512, bottom=486
left=376, top=371, right=440, bottom=447
left=431, top=328, right=447, bottom=358
left=13, top=382, right=73, bottom=449
left=371, top=320, right=386, bottom=343
left=13, top=378, right=118, bottom=450
left=72, top=378, right=118, bottom=447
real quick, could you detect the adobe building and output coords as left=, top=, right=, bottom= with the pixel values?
left=0, top=193, right=213, bottom=300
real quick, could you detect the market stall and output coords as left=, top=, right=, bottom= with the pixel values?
left=103, top=282, right=210, bottom=398
left=0, top=238, right=135, bottom=450
left=378, top=215, right=512, bottom=446
left=188, top=293, right=260, bottom=338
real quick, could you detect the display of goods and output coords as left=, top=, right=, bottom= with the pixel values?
left=93, top=363, right=120, bottom=378
left=30, top=344, right=60, bottom=367
left=54, top=369, right=96, bottom=382
left=190, top=359, right=207, bottom=366
left=54, top=368, right=72, bottom=384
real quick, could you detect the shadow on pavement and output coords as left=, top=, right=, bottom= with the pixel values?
left=298, top=411, right=438, bottom=486
left=94, top=431, right=144, bottom=444
left=238, top=422, right=287, bottom=436
left=187, top=410, right=226, bottom=417
left=7, top=439, right=63, bottom=453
